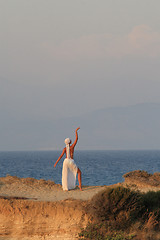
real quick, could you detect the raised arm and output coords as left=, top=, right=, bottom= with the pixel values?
left=54, top=148, right=66, bottom=168
left=72, top=127, right=80, bottom=148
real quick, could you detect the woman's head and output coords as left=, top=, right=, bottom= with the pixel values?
left=64, top=138, right=72, bottom=145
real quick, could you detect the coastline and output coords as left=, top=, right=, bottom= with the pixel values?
left=0, top=176, right=108, bottom=240
left=0, top=171, right=160, bottom=240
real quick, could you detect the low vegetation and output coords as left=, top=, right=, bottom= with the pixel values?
left=79, top=187, right=160, bottom=240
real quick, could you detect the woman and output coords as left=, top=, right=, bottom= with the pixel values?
left=54, top=127, right=82, bottom=191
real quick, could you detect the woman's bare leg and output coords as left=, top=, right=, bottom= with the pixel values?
left=77, top=168, right=82, bottom=191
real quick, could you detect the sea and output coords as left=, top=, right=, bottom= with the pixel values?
left=0, top=150, right=160, bottom=186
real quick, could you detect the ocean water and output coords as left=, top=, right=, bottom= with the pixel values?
left=0, top=150, right=160, bottom=186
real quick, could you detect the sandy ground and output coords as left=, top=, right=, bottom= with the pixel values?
left=1, top=170, right=159, bottom=203
left=0, top=175, right=108, bottom=202
left=1, top=171, right=160, bottom=240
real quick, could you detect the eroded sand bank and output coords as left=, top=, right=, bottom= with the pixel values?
left=1, top=171, right=160, bottom=240
left=0, top=176, right=107, bottom=240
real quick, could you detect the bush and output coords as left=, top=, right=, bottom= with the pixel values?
left=141, top=191, right=160, bottom=231
left=79, top=224, right=134, bottom=240
left=79, top=187, right=160, bottom=239
left=79, top=223, right=105, bottom=240
left=88, top=187, right=143, bottom=230
left=142, top=191, right=160, bottom=212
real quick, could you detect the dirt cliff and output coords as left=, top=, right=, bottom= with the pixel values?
left=0, top=198, right=89, bottom=240
left=0, top=176, right=105, bottom=240
left=1, top=171, right=160, bottom=240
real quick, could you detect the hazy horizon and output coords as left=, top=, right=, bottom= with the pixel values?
left=1, top=1, right=160, bottom=150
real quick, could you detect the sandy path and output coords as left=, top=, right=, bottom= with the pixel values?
left=2, top=170, right=159, bottom=203
left=0, top=175, right=107, bottom=202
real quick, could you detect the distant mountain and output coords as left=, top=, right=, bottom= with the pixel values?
left=49, top=103, right=160, bottom=150
left=1, top=103, right=160, bottom=150
left=41, top=103, right=160, bottom=149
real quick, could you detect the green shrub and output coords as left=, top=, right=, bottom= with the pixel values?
left=141, top=191, right=160, bottom=212
left=79, top=225, right=135, bottom=240
left=79, top=187, right=160, bottom=239
left=89, top=187, right=143, bottom=230
left=140, top=191, right=160, bottom=230
left=79, top=223, right=104, bottom=240
left=105, top=232, right=135, bottom=240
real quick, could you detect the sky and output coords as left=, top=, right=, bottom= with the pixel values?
left=1, top=0, right=160, bottom=150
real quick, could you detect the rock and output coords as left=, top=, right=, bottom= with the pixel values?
left=123, top=170, right=160, bottom=192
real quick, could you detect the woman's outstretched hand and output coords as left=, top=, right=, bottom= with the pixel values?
left=76, top=127, right=80, bottom=132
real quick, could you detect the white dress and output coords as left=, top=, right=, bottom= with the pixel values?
left=62, top=144, right=78, bottom=191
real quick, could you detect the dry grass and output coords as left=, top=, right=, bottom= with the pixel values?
left=144, top=212, right=159, bottom=231
left=87, top=186, right=143, bottom=230
left=79, top=186, right=160, bottom=240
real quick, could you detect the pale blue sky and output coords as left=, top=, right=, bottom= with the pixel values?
left=0, top=0, right=160, bottom=150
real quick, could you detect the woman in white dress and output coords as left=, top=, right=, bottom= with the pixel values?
left=54, top=127, right=82, bottom=191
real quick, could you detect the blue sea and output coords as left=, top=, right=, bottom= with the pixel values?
left=0, top=150, right=160, bottom=186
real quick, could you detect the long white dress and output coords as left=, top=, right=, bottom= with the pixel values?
left=62, top=143, right=78, bottom=191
